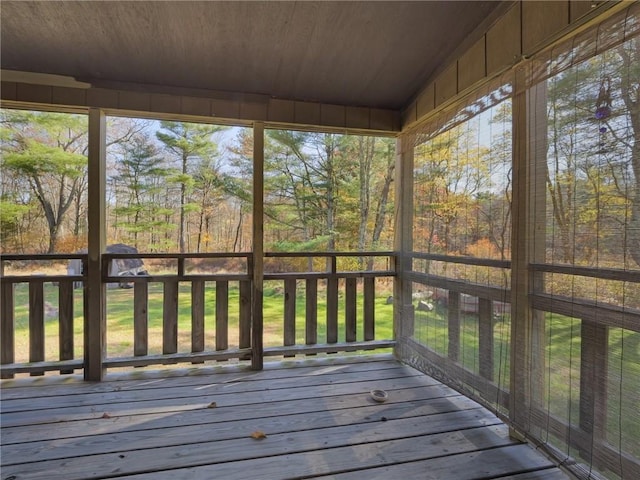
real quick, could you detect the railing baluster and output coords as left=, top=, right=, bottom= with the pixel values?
left=364, top=277, right=375, bottom=341
left=239, top=280, right=251, bottom=349
left=478, top=298, right=493, bottom=381
left=58, top=279, right=74, bottom=374
left=284, top=279, right=296, bottom=345
left=29, top=280, right=45, bottom=376
left=134, top=281, right=149, bottom=356
left=216, top=280, right=229, bottom=351
left=163, top=280, right=178, bottom=355
left=305, top=278, right=318, bottom=346
left=284, top=278, right=296, bottom=356
left=579, top=320, right=608, bottom=460
left=448, top=291, right=460, bottom=362
left=191, top=280, right=205, bottom=354
left=345, top=278, right=357, bottom=342
left=1, top=280, right=15, bottom=379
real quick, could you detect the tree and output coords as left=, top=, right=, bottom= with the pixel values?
left=156, top=121, right=224, bottom=253
left=111, top=132, right=168, bottom=247
left=1, top=111, right=88, bottom=253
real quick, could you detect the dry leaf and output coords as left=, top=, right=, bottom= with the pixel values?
left=207, top=402, right=217, bottom=409
left=101, top=413, right=111, bottom=419
left=250, top=430, right=267, bottom=440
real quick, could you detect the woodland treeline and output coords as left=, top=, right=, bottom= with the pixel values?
left=413, top=38, right=639, bottom=276
left=0, top=114, right=395, bottom=257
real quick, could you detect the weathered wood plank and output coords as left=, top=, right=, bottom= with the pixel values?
left=1, top=355, right=400, bottom=399
left=190, top=280, right=205, bottom=353
left=162, top=280, right=179, bottom=354
left=3, top=402, right=490, bottom=464
left=264, top=340, right=394, bottom=357
left=1, top=389, right=475, bottom=446
left=134, top=281, right=148, bottom=356
left=492, top=470, right=570, bottom=480
left=311, top=444, right=556, bottom=480
left=283, top=278, right=296, bottom=349
left=0, top=353, right=395, bottom=394
left=305, top=278, right=318, bottom=345
left=58, top=280, right=74, bottom=374
left=1, top=375, right=445, bottom=426
left=1, top=280, right=15, bottom=378
left=215, top=280, right=229, bottom=351
left=0, top=366, right=431, bottom=414
left=364, top=276, right=375, bottom=341
left=29, top=281, right=45, bottom=376
left=0, top=419, right=509, bottom=480
left=345, top=278, right=357, bottom=342
left=74, top=426, right=516, bottom=480
left=238, top=280, right=251, bottom=349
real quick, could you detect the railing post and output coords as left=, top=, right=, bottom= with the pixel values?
left=510, top=69, right=547, bottom=432
left=251, top=121, right=264, bottom=369
left=85, top=108, right=106, bottom=381
left=394, top=135, right=414, bottom=353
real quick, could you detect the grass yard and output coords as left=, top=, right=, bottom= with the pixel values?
left=9, top=280, right=394, bottom=362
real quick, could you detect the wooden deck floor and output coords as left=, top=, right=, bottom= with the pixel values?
left=1, top=355, right=569, bottom=480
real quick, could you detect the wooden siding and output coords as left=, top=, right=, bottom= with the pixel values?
left=0, top=355, right=568, bottom=480
left=402, top=0, right=622, bottom=130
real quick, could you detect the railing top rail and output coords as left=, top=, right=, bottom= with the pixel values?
left=1, top=253, right=88, bottom=261
left=265, top=251, right=396, bottom=258
left=103, top=252, right=252, bottom=259
left=530, top=263, right=640, bottom=283
left=410, top=252, right=511, bottom=269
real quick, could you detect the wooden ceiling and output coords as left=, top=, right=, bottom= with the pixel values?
left=1, top=1, right=503, bottom=112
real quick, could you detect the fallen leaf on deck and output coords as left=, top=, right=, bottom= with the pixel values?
left=250, top=430, right=267, bottom=439
left=101, top=413, right=111, bottom=419
left=207, top=402, right=217, bottom=408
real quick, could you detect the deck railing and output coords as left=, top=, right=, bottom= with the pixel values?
left=400, top=253, right=512, bottom=414
left=0, top=254, right=88, bottom=378
left=0, top=251, right=396, bottom=377
left=263, top=251, right=396, bottom=357
left=396, top=252, right=640, bottom=480
left=102, top=252, right=253, bottom=368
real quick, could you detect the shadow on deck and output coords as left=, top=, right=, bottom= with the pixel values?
left=0, top=355, right=568, bottom=480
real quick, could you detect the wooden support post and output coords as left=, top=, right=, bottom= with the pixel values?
left=85, top=108, right=106, bottom=381
left=394, top=135, right=414, bottom=351
left=251, top=122, right=264, bottom=370
left=510, top=70, right=547, bottom=431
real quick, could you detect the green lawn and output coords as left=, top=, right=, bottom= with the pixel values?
left=9, top=280, right=394, bottom=361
